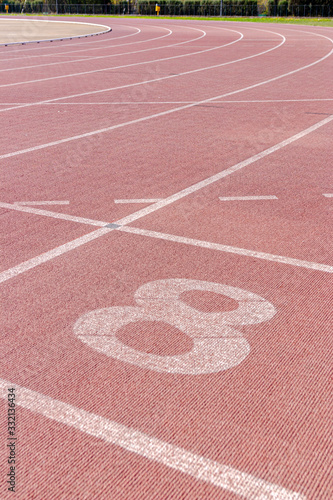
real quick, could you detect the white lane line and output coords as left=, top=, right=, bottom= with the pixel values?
left=0, top=114, right=332, bottom=284
left=0, top=27, right=282, bottom=114
left=113, top=115, right=333, bottom=226
left=118, top=226, right=333, bottom=274
left=114, top=199, right=163, bottom=204
left=219, top=196, right=278, bottom=201
left=0, top=19, right=111, bottom=47
left=0, top=380, right=304, bottom=500
left=0, top=202, right=108, bottom=227
left=323, top=193, right=333, bottom=198
left=1, top=98, right=333, bottom=106
left=2, top=98, right=333, bottom=106
left=0, top=227, right=116, bottom=284
left=3, top=26, right=332, bottom=118
left=3, top=27, right=170, bottom=63
left=14, top=200, right=70, bottom=206
left=0, top=25, right=141, bottom=57
left=0, top=26, right=204, bottom=74
left=0, top=27, right=243, bottom=89
left=0, top=36, right=331, bottom=157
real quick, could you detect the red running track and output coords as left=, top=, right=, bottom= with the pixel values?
left=0, top=17, right=332, bottom=499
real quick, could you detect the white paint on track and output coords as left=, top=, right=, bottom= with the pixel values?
left=118, top=226, right=333, bottom=274
left=0, top=24, right=141, bottom=57
left=0, top=379, right=304, bottom=500
left=0, top=27, right=243, bottom=88
left=219, top=196, right=278, bottom=201
left=1, top=28, right=331, bottom=124
left=323, top=193, right=333, bottom=197
left=7, top=41, right=333, bottom=164
left=113, top=115, right=333, bottom=226
left=14, top=200, right=70, bottom=205
left=0, top=201, right=108, bottom=226
left=1, top=114, right=332, bottom=286
left=0, top=25, right=169, bottom=62
left=0, top=227, right=114, bottom=284
left=114, top=199, right=163, bottom=204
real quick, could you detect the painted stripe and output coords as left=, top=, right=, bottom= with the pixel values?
left=323, top=193, right=333, bottom=198
left=0, top=202, right=108, bottom=227
left=0, top=379, right=304, bottom=500
left=0, top=115, right=332, bottom=284
left=2, top=25, right=166, bottom=62
left=2, top=27, right=333, bottom=118
left=114, top=115, right=333, bottom=226
left=219, top=196, right=278, bottom=201
left=117, top=226, right=333, bottom=274
left=0, top=28, right=242, bottom=89
left=0, top=227, right=113, bottom=284
left=114, top=199, right=163, bottom=204
left=0, top=26, right=205, bottom=73
left=0, top=19, right=111, bottom=47
left=14, top=200, right=70, bottom=206
left=0, top=27, right=284, bottom=114
left=1, top=46, right=332, bottom=162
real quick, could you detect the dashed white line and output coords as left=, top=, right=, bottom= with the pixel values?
left=0, top=379, right=304, bottom=500
left=323, top=193, right=333, bottom=198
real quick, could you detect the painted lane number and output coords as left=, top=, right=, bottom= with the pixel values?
left=74, top=279, right=276, bottom=374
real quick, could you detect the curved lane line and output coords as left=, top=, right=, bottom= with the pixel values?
left=0, top=26, right=242, bottom=88
left=0, top=27, right=208, bottom=74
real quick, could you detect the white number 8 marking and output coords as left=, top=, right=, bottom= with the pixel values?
left=74, top=279, right=276, bottom=375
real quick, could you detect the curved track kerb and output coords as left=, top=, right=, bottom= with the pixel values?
left=0, top=19, right=112, bottom=46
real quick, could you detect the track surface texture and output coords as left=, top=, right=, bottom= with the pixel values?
left=0, top=16, right=332, bottom=500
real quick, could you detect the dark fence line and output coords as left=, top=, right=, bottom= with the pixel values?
left=0, top=2, right=332, bottom=17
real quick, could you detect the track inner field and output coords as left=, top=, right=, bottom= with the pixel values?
left=1, top=17, right=332, bottom=500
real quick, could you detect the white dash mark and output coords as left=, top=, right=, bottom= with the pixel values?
left=114, top=199, right=164, bottom=204
left=219, top=196, right=278, bottom=201
left=14, top=200, right=70, bottom=206
left=323, top=194, right=333, bottom=198
left=0, top=380, right=304, bottom=500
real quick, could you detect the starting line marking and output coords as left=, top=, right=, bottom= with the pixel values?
left=1, top=114, right=333, bottom=284
left=14, top=200, right=70, bottom=206
left=114, top=198, right=163, bottom=204
left=118, top=226, right=333, bottom=274
left=219, top=196, right=278, bottom=201
left=0, top=380, right=304, bottom=500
